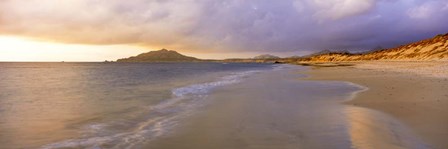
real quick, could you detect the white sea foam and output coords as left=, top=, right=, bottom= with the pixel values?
left=41, top=69, right=263, bottom=149
left=172, top=70, right=260, bottom=97
left=342, top=82, right=369, bottom=102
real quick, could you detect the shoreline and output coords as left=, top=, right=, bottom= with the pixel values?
left=145, top=65, right=428, bottom=148
left=304, top=62, right=448, bottom=148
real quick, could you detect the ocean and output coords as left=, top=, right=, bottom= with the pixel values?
left=0, top=62, right=273, bottom=149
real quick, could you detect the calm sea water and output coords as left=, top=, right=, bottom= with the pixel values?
left=0, top=62, right=273, bottom=149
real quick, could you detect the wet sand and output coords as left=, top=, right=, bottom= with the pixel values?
left=305, top=63, right=448, bottom=149
left=144, top=66, right=427, bottom=149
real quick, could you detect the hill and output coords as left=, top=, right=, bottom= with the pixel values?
left=117, top=49, right=199, bottom=62
left=253, top=54, right=281, bottom=59
left=301, top=33, right=448, bottom=62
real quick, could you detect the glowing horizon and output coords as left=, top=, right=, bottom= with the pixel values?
left=0, top=36, right=147, bottom=62
left=0, top=36, right=311, bottom=62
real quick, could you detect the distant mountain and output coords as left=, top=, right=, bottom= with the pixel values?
left=301, top=33, right=448, bottom=62
left=253, top=54, right=280, bottom=59
left=301, top=50, right=332, bottom=58
left=117, top=49, right=199, bottom=62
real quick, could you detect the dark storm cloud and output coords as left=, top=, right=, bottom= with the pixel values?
left=0, top=0, right=447, bottom=53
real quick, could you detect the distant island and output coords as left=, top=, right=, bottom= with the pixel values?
left=117, top=33, right=447, bottom=63
left=117, top=49, right=200, bottom=62
left=116, top=49, right=283, bottom=63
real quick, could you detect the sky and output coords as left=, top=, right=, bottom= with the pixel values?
left=0, top=0, right=448, bottom=61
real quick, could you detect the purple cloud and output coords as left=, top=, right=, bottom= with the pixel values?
left=0, top=0, right=447, bottom=54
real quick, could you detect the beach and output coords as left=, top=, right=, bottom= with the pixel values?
left=1, top=0, right=447, bottom=148
left=0, top=62, right=445, bottom=148
left=145, top=65, right=428, bottom=149
left=305, top=61, right=448, bottom=148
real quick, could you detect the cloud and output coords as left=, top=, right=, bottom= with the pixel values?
left=0, top=0, right=203, bottom=45
left=310, top=0, right=377, bottom=20
left=0, top=0, right=447, bottom=53
left=407, top=1, right=448, bottom=19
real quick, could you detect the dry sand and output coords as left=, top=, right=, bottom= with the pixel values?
left=354, top=61, right=448, bottom=78
left=305, top=62, right=448, bottom=148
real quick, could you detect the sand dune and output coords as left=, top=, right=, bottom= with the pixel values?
left=301, top=34, right=448, bottom=62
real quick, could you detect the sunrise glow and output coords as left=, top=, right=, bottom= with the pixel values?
left=0, top=36, right=146, bottom=62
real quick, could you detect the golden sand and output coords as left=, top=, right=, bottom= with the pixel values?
left=305, top=62, right=448, bottom=148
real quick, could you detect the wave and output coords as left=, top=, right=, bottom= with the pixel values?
left=340, top=82, right=369, bottom=102
left=172, top=70, right=260, bottom=97
left=41, top=69, right=263, bottom=149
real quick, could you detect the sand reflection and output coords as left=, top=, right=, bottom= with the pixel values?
left=345, top=106, right=427, bottom=149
